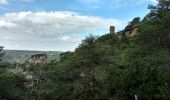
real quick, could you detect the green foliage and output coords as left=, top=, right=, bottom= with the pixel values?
left=0, top=46, right=4, bottom=61
left=0, top=71, right=26, bottom=100
left=0, top=47, right=27, bottom=100
left=1, top=1, right=170, bottom=100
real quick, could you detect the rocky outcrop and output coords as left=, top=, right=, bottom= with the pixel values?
left=31, top=54, right=47, bottom=65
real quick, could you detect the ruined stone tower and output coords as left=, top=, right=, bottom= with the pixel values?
left=110, top=26, right=115, bottom=34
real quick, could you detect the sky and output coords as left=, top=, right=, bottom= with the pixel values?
left=0, top=0, right=157, bottom=51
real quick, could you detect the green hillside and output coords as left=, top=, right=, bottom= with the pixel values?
left=1, top=1, right=170, bottom=100
left=2, top=50, right=61, bottom=64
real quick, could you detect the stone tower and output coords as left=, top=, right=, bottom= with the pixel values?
left=110, top=26, right=115, bottom=34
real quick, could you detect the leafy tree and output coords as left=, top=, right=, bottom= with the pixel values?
left=0, top=46, right=26, bottom=100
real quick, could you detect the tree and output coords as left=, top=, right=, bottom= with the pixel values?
left=75, top=35, right=98, bottom=98
left=0, top=46, right=4, bottom=61
left=0, top=46, right=26, bottom=100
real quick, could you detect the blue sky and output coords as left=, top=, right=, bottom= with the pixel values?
left=0, top=0, right=157, bottom=51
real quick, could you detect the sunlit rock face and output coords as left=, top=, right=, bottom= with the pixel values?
left=124, top=27, right=138, bottom=37
left=31, top=54, right=47, bottom=65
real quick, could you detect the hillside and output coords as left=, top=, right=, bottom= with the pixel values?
left=1, top=1, right=170, bottom=100
left=2, top=50, right=61, bottom=64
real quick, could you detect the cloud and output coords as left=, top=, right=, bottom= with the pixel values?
left=0, top=0, right=8, bottom=5
left=0, top=11, right=124, bottom=51
left=0, top=20, right=16, bottom=27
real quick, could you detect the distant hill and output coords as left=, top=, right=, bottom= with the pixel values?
left=2, top=50, right=61, bottom=64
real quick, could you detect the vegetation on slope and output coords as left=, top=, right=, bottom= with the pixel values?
left=0, top=0, right=170, bottom=100
left=2, top=50, right=61, bottom=64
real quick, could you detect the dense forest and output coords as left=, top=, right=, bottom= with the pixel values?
left=0, top=0, right=170, bottom=100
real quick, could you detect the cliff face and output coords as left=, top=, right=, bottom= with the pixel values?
left=124, top=27, right=138, bottom=37
left=31, top=54, right=47, bottom=65
left=116, top=25, right=139, bottom=38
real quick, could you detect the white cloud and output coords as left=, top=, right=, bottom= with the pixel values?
left=0, top=20, right=16, bottom=28
left=0, top=11, right=124, bottom=51
left=0, top=0, right=8, bottom=5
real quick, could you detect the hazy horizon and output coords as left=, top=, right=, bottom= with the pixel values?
left=4, top=49, right=63, bottom=52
